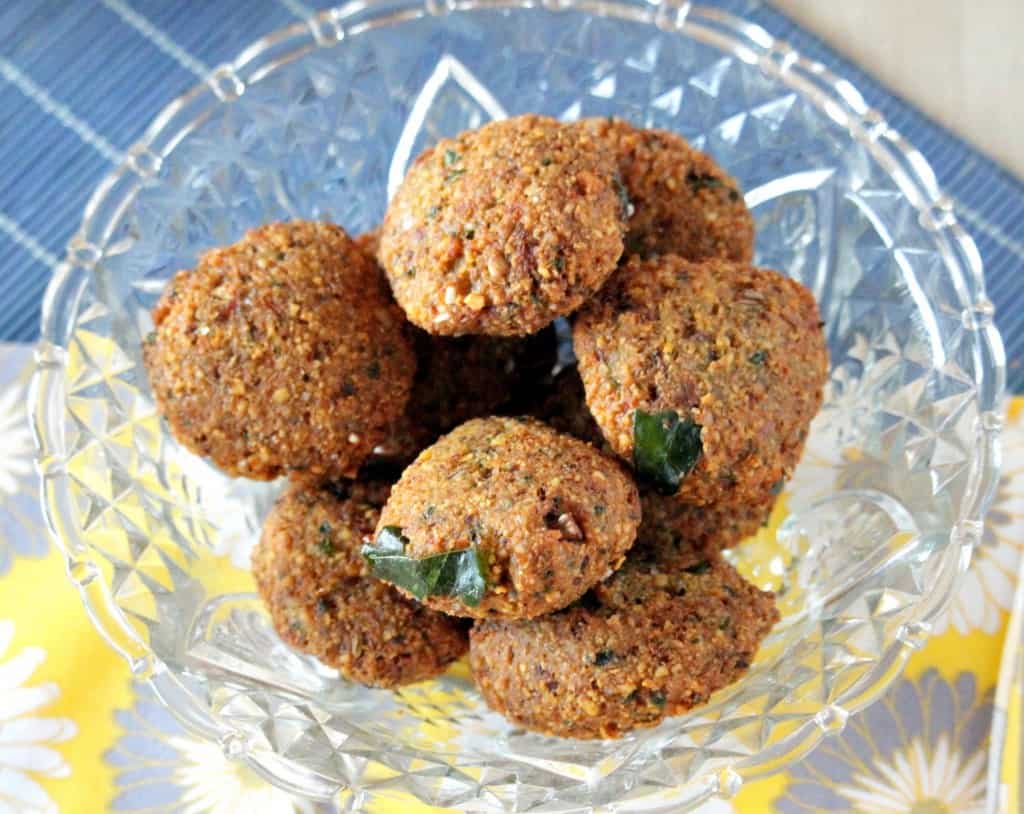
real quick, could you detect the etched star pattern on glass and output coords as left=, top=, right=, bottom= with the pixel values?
left=32, top=3, right=1004, bottom=811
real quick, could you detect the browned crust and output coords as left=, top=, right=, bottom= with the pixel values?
left=638, top=488, right=776, bottom=555
left=573, top=254, right=828, bottom=506
left=252, top=479, right=468, bottom=687
left=576, top=118, right=754, bottom=262
left=376, top=417, right=641, bottom=619
left=144, top=221, right=415, bottom=481
left=379, top=115, right=625, bottom=335
left=470, top=542, right=778, bottom=738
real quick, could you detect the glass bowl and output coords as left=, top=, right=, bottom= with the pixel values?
left=30, top=2, right=1006, bottom=811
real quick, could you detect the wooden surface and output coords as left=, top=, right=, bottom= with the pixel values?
left=770, top=0, right=1024, bottom=180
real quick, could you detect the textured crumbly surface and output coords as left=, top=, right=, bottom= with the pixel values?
left=379, top=115, right=625, bottom=335
left=410, top=327, right=557, bottom=436
left=515, top=365, right=607, bottom=449
left=144, top=221, right=415, bottom=481
left=638, top=488, right=775, bottom=554
left=376, top=417, right=641, bottom=619
left=576, top=118, right=754, bottom=263
left=369, top=327, right=558, bottom=469
left=573, top=254, right=828, bottom=506
left=470, top=540, right=779, bottom=739
left=252, top=480, right=468, bottom=687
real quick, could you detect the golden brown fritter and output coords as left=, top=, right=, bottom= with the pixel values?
left=252, top=480, right=468, bottom=688
left=638, top=488, right=776, bottom=555
left=470, top=541, right=778, bottom=739
left=573, top=254, right=828, bottom=507
left=576, top=118, right=754, bottom=262
left=514, top=365, right=606, bottom=449
left=373, top=417, right=640, bottom=619
left=379, top=115, right=625, bottom=335
left=144, top=221, right=415, bottom=482
left=368, top=327, right=558, bottom=470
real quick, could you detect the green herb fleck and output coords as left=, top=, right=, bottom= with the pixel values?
left=686, top=172, right=729, bottom=194
left=316, top=596, right=334, bottom=615
left=427, top=206, right=440, bottom=219
left=317, top=522, right=334, bottom=555
left=445, top=168, right=467, bottom=183
left=593, top=650, right=616, bottom=667
left=444, top=149, right=460, bottom=166
left=541, top=157, right=553, bottom=166
left=749, top=349, right=768, bottom=366
left=464, top=228, right=475, bottom=240
left=614, top=177, right=632, bottom=218
left=553, top=254, right=565, bottom=272
left=684, top=559, right=711, bottom=575
left=144, top=331, right=157, bottom=346
left=770, top=478, right=785, bottom=496
left=632, top=409, right=703, bottom=495
left=718, top=616, right=732, bottom=630
left=650, top=691, right=667, bottom=708
left=593, top=504, right=606, bottom=516
left=366, top=361, right=381, bottom=379
left=405, top=267, right=417, bottom=278
left=362, top=526, right=489, bottom=606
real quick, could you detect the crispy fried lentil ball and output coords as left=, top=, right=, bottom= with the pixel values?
left=143, top=221, right=416, bottom=482
left=374, top=417, right=641, bottom=619
left=354, top=228, right=380, bottom=259
left=379, top=115, right=626, bottom=336
left=515, top=365, right=606, bottom=449
left=368, top=326, right=558, bottom=470
left=410, top=327, right=557, bottom=436
left=638, top=488, right=776, bottom=555
left=573, top=254, right=828, bottom=507
left=252, top=480, right=468, bottom=687
left=469, top=540, right=778, bottom=739
left=575, top=118, right=754, bottom=262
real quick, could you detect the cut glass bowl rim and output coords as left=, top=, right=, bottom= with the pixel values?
left=29, top=0, right=1007, bottom=807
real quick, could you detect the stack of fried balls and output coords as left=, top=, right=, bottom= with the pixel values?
left=143, top=114, right=827, bottom=739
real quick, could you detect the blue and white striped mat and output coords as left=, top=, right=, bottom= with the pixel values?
left=1, top=0, right=1021, bottom=390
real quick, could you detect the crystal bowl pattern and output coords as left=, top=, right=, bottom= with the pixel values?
left=30, top=2, right=1005, bottom=811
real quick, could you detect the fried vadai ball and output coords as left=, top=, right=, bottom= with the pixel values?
left=144, top=221, right=415, bottom=481
left=252, top=480, right=468, bottom=687
left=573, top=254, right=827, bottom=507
left=369, top=417, right=640, bottom=619
left=576, top=118, right=754, bottom=262
left=368, top=326, right=558, bottom=470
left=638, top=488, right=776, bottom=555
left=469, top=539, right=778, bottom=738
left=515, top=365, right=606, bottom=449
left=379, top=115, right=626, bottom=336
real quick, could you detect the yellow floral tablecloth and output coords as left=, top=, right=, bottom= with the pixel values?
left=0, top=342, right=1020, bottom=813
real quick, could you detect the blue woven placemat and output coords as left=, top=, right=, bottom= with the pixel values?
left=1, top=0, right=1021, bottom=390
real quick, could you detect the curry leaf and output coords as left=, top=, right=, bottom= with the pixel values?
left=633, top=409, right=703, bottom=495
left=362, top=526, right=488, bottom=606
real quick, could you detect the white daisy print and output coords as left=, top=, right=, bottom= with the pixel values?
left=0, top=381, right=33, bottom=497
left=0, top=348, right=48, bottom=575
left=0, top=619, right=77, bottom=814
left=934, top=410, right=1024, bottom=635
left=836, top=734, right=985, bottom=814
left=169, top=735, right=317, bottom=814
left=778, top=669, right=991, bottom=814
left=107, top=681, right=321, bottom=813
